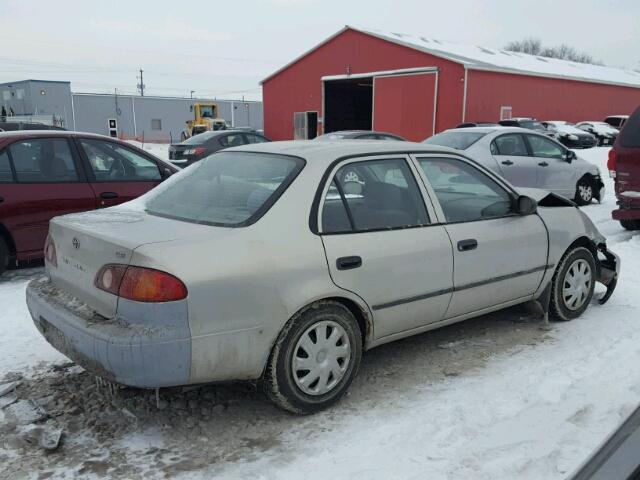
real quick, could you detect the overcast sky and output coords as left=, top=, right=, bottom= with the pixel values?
left=1, top=0, right=638, bottom=101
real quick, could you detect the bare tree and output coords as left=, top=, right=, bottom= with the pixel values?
left=506, top=38, right=602, bottom=65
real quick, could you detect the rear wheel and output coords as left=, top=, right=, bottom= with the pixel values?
left=620, top=219, right=640, bottom=231
left=550, top=247, right=596, bottom=321
left=0, top=237, right=8, bottom=276
left=263, top=301, right=362, bottom=414
left=574, top=176, right=594, bottom=205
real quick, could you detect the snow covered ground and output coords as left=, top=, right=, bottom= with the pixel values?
left=1, top=147, right=640, bottom=479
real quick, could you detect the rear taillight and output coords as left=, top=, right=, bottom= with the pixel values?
left=185, top=147, right=206, bottom=156
left=95, top=265, right=188, bottom=302
left=44, top=235, right=57, bottom=267
left=608, top=149, right=617, bottom=178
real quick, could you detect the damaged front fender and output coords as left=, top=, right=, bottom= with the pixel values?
left=596, top=245, right=620, bottom=305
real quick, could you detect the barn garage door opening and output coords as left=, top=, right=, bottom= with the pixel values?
left=323, top=77, right=373, bottom=133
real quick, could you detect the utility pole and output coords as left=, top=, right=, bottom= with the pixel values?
left=137, top=68, right=145, bottom=96
left=190, top=90, right=195, bottom=99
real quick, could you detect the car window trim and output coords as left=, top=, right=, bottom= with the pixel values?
left=5, top=136, right=86, bottom=184
left=76, top=137, right=163, bottom=183
left=316, top=154, right=436, bottom=235
left=409, top=153, right=521, bottom=225
left=0, top=147, right=17, bottom=183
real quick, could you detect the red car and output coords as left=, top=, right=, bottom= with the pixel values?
left=609, top=106, right=640, bottom=230
left=0, top=131, right=178, bottom=273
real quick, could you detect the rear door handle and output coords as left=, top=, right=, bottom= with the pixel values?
left=336, top=256, right=362, bottom=271
left=100, top=192, right=119, bottom=199
left=457, top=239, right=478, bottom=252
left=538, top=161, right=549, bottom=167
left=501, top=160, right=514, bottom=166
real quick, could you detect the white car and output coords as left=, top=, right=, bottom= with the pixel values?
left=576, top=121, right=619, bottom=146
left=542, top=121, right=598, bottom=149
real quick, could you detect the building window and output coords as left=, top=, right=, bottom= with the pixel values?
left=1, top=91, right=10, bottom=101
left=151, top=119, right=162, bottom=130
left=16, top=89, right=24, bottom=100
left=500, top=106, right=512, bottom=120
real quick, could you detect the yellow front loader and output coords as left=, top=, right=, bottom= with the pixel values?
left=181, top=103, right=228, bottom=141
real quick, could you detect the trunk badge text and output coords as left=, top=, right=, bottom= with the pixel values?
left=72, top=238, right=80, bottom=250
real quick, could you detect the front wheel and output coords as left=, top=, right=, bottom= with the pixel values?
left=550, top=247, right=596, bottom=321
left=574, top=177, right=594, bottom=206
left=0, top=237, right=8, bottom=276
left=262, top=301, right=362, bottom=414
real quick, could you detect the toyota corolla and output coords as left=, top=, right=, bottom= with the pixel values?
left=26, top=141, right=619, bottom=414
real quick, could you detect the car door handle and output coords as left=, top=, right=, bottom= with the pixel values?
left=538, top=161, right=549, bottom=167
left=501, top=160, right=514, bottom=166
left=336, top=256, right=362, bottom=271
left=457, top=239, right=478, bottom=252
left=100, top=192, right=119, bottom=199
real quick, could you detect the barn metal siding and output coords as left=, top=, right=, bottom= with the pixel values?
left=465, top=69, right=640, bottom=123
left=263, top=29, right=465, bottom=140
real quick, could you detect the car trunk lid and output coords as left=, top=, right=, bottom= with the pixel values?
left=47, top=208, right=206, bottom=318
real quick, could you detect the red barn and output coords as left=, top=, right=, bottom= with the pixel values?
left=262, top=26, right=640, bottom=141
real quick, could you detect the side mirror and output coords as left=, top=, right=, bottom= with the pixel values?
left=565, top=150, right=577, bottom=163
left=516, top=195, right=537, bottom=215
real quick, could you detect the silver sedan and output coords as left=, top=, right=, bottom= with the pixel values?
left=424, top=127, right=605, bottom=205
left=26, top=141, right=619, bottom=414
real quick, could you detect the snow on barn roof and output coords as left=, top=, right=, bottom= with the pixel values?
left=262, top=26, right=640, bottom=89
left=354, top=27, right=640, bottom=88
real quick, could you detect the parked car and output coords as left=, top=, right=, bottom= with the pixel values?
left=609, top=106, right=640, bottom=230
left=568, top=403, right=640, bottom=480
left=455, top=122, right=501, bottom=128
left=423, top=127, right=604, bottom=205
left=315, top=130, right=405, bottom=141
left=27, top=141, right=618, bottom=414
left=542, top=121, right=598, bottom=149
left=604, top=115, right=629, bottom=131
left=168, top=130, right=270, bottom=167
left=0, top=131, right=178, bottom=274
left=498, top=118, right=548, bottom=134
left=575, top=121, right=619, bottom=146
left=0, top=122, right=66, bottom=132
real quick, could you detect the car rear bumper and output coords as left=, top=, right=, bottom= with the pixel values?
left=612, top=207, right=640, bottom=221
left=26, top=278, right=192, bottom=388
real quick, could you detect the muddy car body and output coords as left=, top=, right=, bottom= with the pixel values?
left=26, top=141, right=619, bottom=413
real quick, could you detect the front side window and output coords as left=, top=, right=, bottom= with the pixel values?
left=145, top=152, right=304, bottom=227
left=527, top=135, right=564, bottom=159
left=418, top=157, right=513, bottom=223
left=321, top=158, right=429, bottom=233
left=492, top=134, right=528, bottom=156
left=9, top=138, right=79, bottom=183
left=79, top=139, right=161, bottom=181
left=0, top=151, right=13, bottom=182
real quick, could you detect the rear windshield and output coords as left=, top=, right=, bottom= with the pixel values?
left=423, top=131, right=486, bottom=150
left=145, top=152, right=304, bottom=227
left=619, top=109, right=640, bottom=148
left=519, top=120, right=546, bottom=131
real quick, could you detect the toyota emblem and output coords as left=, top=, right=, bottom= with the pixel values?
left=72, top=238, right=80, bottom=249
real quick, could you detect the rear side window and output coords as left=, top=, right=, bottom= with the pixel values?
left=423, top=131, right=486, bottom=150
left=321, top=158, right=429, bottom=233
left=145, top=152, right=304, bottom=227
left=219, top=134, right=246, bottom=148
left=492, top=134, right=528, bottom=156
left=619, top=109, right=640, bottom=148
left=9, top=138, right=79, bottom=183
left=245, top=134, right=269, bottom=144
left=0, top=151, right=13, bottom=182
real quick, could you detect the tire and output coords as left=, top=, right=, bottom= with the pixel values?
left=0, top=237, right=8, bottom=276
left=262, top=300, right=363, bottom=414
left=550, top=247, right=596, bottom=321
left=574, top=176, right=594, bottom=206
left=620, top=219, right=640, bottom=231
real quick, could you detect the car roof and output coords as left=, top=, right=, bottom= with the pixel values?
left=0, top=130, right=113, bottom=140
left=442, top=126, right=529, bottom=134
left=227, top=140, right=460, bottom=164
